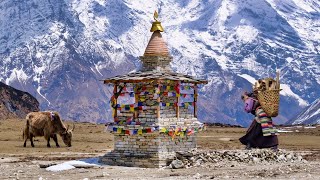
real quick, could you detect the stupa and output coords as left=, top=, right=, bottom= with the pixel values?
left=100, top=11, right=208, bottom=168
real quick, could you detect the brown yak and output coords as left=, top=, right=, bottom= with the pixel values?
left=23, top=111, right=74, bottom=147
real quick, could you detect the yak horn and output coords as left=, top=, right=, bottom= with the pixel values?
left=72, top=124, right=75, bottom=131
left=66, top=124, right=70, bottom=131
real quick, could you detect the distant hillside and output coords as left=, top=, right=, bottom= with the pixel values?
left=287, top=98, right=320, bottom=125
left=0, top=82, right=39, bottom=119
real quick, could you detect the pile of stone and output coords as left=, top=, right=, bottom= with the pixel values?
left=169, top=149, right=305, bottom=169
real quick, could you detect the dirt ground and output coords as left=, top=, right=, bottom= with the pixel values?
left=0, top=119, right=319, bottom=179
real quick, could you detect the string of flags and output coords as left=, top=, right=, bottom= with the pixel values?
left=154, top=92, right=195, bottom=98
left=115, top=101, right=195, bottom=112
left=117, top=85, right=195, bottom=92
left=107, top=81, right=204, bottom=139
left=159, top=125, right=206, bottom=139
left=105, top=123, right=206, bottom=138
left=106, top=125, right=159, bottom=135
left=180, top=85, right=194, bottom=90
left=116, top=104, right=135, bottom=112
left=113, top=117, right=141, bottom=125
left=111, top=83, right=197, bottom=105
left=116, top=81, right=195, bottom=87
left=116, top=91, right=195, bottom=99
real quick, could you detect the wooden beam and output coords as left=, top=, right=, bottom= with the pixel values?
left=134, top=91, right=139, bottom=119
left=176, top=81, right=180, bottom=119
left=194, top=85, right=198, bottom=118
left=113, top=84, right=118, bottom=119
left=103, top=78, right=208, bottom=84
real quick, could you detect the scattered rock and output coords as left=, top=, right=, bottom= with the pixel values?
left=39, top=162, right=57, bottom=168
left=169, top=173, right=180, bottom=176
left=168, top=149, right=306, bottom=168
left=170, top=159, right=184, bottom=169
left=193, top=173, right=201, bottom=179
left=72, top=164, right=98, bottom=168
left=0, top=157, right=22, bottom=163
left=218, top=138, right=231, bottom=141
left=252, top=157, right=260, bottom=163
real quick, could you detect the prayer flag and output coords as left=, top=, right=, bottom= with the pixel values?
left=180, top=132, right=184, bottom=137
left=112, top=109, right=115, bottom=117
left=130, top=106, right=134, bottom=112
left=160, top=128, right=167, bottom=133
left=117, top=128, right=122, bottom=134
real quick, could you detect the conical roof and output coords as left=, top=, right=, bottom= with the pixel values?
left=143, top=31, right=169, bottom=57
left=103, top=11, right=208, bottom=85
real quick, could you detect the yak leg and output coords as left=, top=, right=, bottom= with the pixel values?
left=23, top=120, right=30, bottom=147
left=44, top=131, right=51, bottom=148
left=30, top=134, right=35, bottom=147
left=46, top=138, right=51, bottom=148
left=52, top=134, right=60, bottom=147
left=23, top=136, right=28, bottom=147
left=45, top=136, right=51, bottom=148
left=23, top=131, right=28, bottom=147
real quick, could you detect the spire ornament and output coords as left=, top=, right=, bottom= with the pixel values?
left=154, top=11, right=159, bottom=21
left=150, top=10, right=164, bottom=32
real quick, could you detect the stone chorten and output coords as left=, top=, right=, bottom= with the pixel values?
left=100, top=11, right=207, bottom=168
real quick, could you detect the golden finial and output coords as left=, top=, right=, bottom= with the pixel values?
left=150, top=10, right=164, bottom=32
left=154, top=11, right=159, bottom=21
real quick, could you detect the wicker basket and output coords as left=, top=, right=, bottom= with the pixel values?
left=257, top=89, right=280, bottom=117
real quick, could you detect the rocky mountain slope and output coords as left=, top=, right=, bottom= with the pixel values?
left=287, top=98, right=320, bottom=125
left=0, top=0, right=319, bottom=126
left=0, top=82, right=39, bottom=119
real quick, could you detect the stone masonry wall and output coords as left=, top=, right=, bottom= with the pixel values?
left=100, top=81, right=200, bottom=168
left=140, top=56, right=173, bottom=72
left=100, top=133, right=197, bottom=168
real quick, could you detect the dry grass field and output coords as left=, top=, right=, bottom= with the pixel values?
left=0, top=119, right=319, bottom=158
left=0, top=119, right=319, bottom=179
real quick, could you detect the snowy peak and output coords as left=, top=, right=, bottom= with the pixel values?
left=0, top=0, right=319, bottom=126
left=288, top=98, right=320, bottom=125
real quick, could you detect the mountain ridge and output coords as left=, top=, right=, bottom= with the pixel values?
left=0, top=82, right=39, bottom=119
left=287, top=98, right=320, bottom=125
left=0, top=0, right=319, bottom=126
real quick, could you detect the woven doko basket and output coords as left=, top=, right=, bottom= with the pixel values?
left=257, top=89, right=280, bottom=117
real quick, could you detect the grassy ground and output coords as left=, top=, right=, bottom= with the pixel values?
left=0, top=119, right=319, bottom=179
left=0, top=119, right=319, bottom=156
left=0, top=119, right=112, bottom=155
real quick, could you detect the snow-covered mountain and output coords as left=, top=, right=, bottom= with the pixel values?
left=0, top=0, right=319, bottom=126
left=287, top=98, right=320, bottom=125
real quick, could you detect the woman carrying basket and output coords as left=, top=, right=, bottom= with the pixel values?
left=239, top=92, right=279, bottom=151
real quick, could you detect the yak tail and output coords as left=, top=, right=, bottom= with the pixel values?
left=23, top=120, right=30, bottom=140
